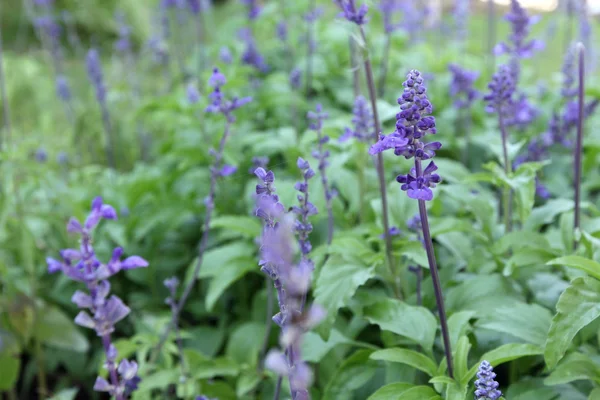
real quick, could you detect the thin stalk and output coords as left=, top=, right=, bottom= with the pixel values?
left=305, top=0, right=316, bottom=97
left=498, top=113, right=512, bottom=233
left=574, top=43, right=585, bottom=250
left=564, top=3, right=574, bottom=52
left=101, top=334, right=123, bottom=400
left=415, top=159, right=453, bottom=379
left=487, top=0, right=496, bottom=76
left=258, top=278, right=274, bottom=374
left=358, top=26, right=399, bottom=299
left=357, top=142, right=367, bottom=224
left=99, top=104, right=116, bottom=169
left=151, top=120, right=232, bottom=361
left=377, top=34, right=391, bottom=98
left=0, top=15, right=10, bottom=150
left=350, top=37, right=361, bottom=97
left=315, top=134, right=334, bottom=247
left=194, top=13, right=206, bottom=87
left=34, top=337, right=48, bottom=397
left=460, top=109, right=472, bottom=168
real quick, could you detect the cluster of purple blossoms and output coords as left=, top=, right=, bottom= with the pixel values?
left=205, top=68, right=252, bottom=122
left=290, top=68, right=302, bottom=91
left=47, top=197, right=147, bottom=399
left=379, top=0, right=401, bottom=34
left=334, top=0, right=368, bottom=25
left=276, top=21, right=288, bottom=43
left=305, top=6, right=324, bottom=23
left=370, top=70, right=441, bottom=201
left=291, top=158, right=318, bottom=262
left=494, top=0, right=544, bottom=61
left=309, top=104, right=336, bottom=203
left=484, top=65, right=515, bottom=118
left=238, top=28, right=269, bottom=73
left=453, top=0, right=470, bottom=42
left=340, top=96, right=373, bottom=143
left=187, top=0, right=202, bottom=14
left=241, top=0, right=261, bottom=20
left=474, top=360, right=502, bottom=400
left=114, top=12, right=132, bottom=54
left=86, top=49, right=107, bottom=103
left=219, top=46, right=233, bottom=64
left=448, top=64, right=480, bottom=109
left=186, top=82, right=200, bottom=104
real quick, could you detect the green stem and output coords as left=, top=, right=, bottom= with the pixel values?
left=34, top=338, right=48, bottom=398
left=357, top=142, right=366, bottom=224
left=498, top=113, right=512, bottom=233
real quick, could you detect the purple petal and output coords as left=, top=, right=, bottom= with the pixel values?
left=71, top=290, right=93, bottom=308
left=264, top=350, right=289, bottom=376
left=101, top=204, right=118, bottom=220
left=66, top=217, right=83, bottom=233
left=47, top=257, right=63, bottom=273
left=74, top=311, right=96, bottom=329
left=121, top=256, right=149, bottom=270
left=220, top=164, right=237, bottom=177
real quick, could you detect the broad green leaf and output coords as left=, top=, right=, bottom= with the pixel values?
left=589, top=388, right=600, bottom=400
left=210, top=216, right=262, bottom=238
left=492, top=231, right=550, bottom=254
left=370, top=348, right=438, bottom=377
left=544, top=352, right=600, bottom=386
left=545, top=277, right=600, bottom=369
left=314, top=256, right=375, bottom=339
left=193, top=357, right=239, bottom=379
left=236, top=369, right=261, bottom=397
left=47, top=388, right=79, bottom=400
left=364, top=298, right=437, bottom=351
left=453, top=336, right=471, bottom=384
left=429, top=376, right=456, bottom=385
left=465, top=343, right=544, bottom=382
left=396, top=386, right=442, bottom=400
left=476, top=302, right=552, bottom=346
left=303, top=329, right=375, bottom=363
left=136, top=369, right=179, bottom=392
left=525, top=198, right=574, bottom=231
left=34, top=306, right=89, bottom=352
left=447, top=311, right=475, bottom=348
left=446, top=275, right=522, bottom=316
left=204, top=257, right=256, bottom=311
left=445, top=381, right=468, bottom=400
left=547, top=255, right=600, bottom=281
left=367, top=383, right=415, bottom=400
left=400, top=240, right=429, bottom=267
left=197, top=242, right=256, bottom=278
left=323, top=350, right=378, bottom=400
left=225, top=322, right=265, bottom=366
left=0, top=351, right=20, bottom=390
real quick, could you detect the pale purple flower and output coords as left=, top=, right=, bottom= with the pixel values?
left=474, top=361, right=502, bottom=400
left=340, top=95, right=373, bottom=143
left=334, top=0, right=369, bottom=25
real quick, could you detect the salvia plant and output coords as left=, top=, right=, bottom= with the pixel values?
left=4, top=1, right=600, bottom=399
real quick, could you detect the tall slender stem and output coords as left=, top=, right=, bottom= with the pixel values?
left=34, top=337, right=48, bottom=397
left=305, top=0, right=316, bottom=97
left=487, top=0, right=496, bottom=76
left=258, top=278, right=274, bottom=374
left=377, top=34, right=391, bottom=98
left=101, top=334, right=123, bottom=400
left=151, top=120, right=231, bottom=361
left=574, top=43, right=585, bottom=250
left=358, top=26, right=399, bottom=298
left=415, top=159, right=453, bottom=379
left=350, top=37, right=361, bottom=97
left=498, top=113, right=512, bottom=233
left=0, top=14, right=10, bottom=150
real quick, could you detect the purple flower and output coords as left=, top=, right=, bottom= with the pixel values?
left=334, top=0, right=369, bottom=25
left=289, top=68, right=302, bottom=90
left=292, top=158, right=318, bottom=260
left=304, top=7, right=324, bottom=23
left=484, top=65, right=515, bottom=117
left=86, top=49, right=107, bottom=103
left=114, top=12, right=131, bottom=53
left=56, top=75, right=71, bottom=102
left=379, top=226, right=402, bottom=239
left=276, top=21, right=288, bottom=42
left=219, top=46, right=233, bottom=64
left=249, top=156, right=269, bottom=174
left=379, top=0, right=401, bottom=34
left=397, top=161, right=441, bottom=201
left=494, top=0, right=544, bottom=59
left=241, top=0, right=261, bottom=20
left=453, top=0, right=470, bottom=42
left=448, top=64, right=480, bottom=109
left=35, top=148, right=48, bottom=163
left=187, top=0, right=201, bottom=14
left=340, top=96, right=373, bottom=143
left=238, top=28, right=269, bottom=73
left=205, top=68, right=252, bottom=121
left=474, top=360, right=502, bottom=400
left=47, top=197, right=147, bottom=398
left=186, top=83, right=200, bottom=104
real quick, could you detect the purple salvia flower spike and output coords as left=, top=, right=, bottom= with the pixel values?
left=474, top=361, right=502, bottom=400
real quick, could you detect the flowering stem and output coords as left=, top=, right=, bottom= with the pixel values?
left=152, top=120, right=232, bottom=361
left=99, top=103, right=116, bottom=169
left=0, top=17, right=10, bottom=150
left=315, top=128, right=334, bottom=247
left=101, top=334, right=123, bottom=400
left=33, top=336, right=48, bottom=397
left=498, top=113, right=512, bottom=233
left=377, top=34, right=391, bottom=98
left=305, top=0, right=316, bottom=97
left=258, top=278, right=274, bottom=374
left=350, top=37, right=361, bottom=97
left=574, top=43, right=585, bottom=250
left=415, top=159, right=453, bottom=378
left=194, top=13, right=206, bottom=87
left=487, top=0, right=496, bottom=76
left=358, top=26, right=399, bottom=299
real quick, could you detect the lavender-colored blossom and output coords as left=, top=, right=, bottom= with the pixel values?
left=240, top=0, right=261, bottom=20
left=379, top=226, right=402, bottom=239
left=56, top=75, right=71, bottom=102
left=205, top=68, right=252, bottom=121
left=304, top=6, right=324, bottom=23
left=448, top=64, right=480, bottom=109
left=34, top=15, right=61, bottom=40
left=187, top=0, right=201, bottom=14
left=249, top=156, right=269, bottom=174
left=334, top=0, right=369, bottom=25
left=562, top=46, right=577, bottom=100
left=453, top=0, right=470, bottom=42
left=238, top=28, right=269, bottom=73
left=86, top=49, right=107, bottom=103
left=474, top=360, right=502, bottom=400
left=379, top=0, right=401, bottom=34
left=186, top=83, right=200, bottom=104
left=340, top=95, right=373, bottom=143
left=219, top=46, right=232, bottom=64
left=277, top=21, right=288, bottom=42
left=289, top=68, right=302, bottom=90
left=484, top=65, right=515, bottom=117
left=370, top=70, right=442, bottom=201
left=114, top=12, right=131, bottom=53
left=494, top=0, right=544, bottom=60
left=47, top=197, right=146, bottom=399
left=291, top=157, right=318, bottom=261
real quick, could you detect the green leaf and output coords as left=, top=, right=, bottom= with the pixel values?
left=525, top=198, right=574, bottom=231
left=428, top=376, right=456, bottom=385
left=370, top=348, right=438, bottom=377
left=367, top=383, right=415, bottom=400
left=225, top=322, right=265, bottom=366
left=236, top=369, right=261, bottom=397
left=322, top=350, right=378, bottom=400
left=476, top=302, right=552, bottom=346
left=210, top=216, right=262, bottom=238
left=363, top=298, right=437, bottom=352
left=34, top=306, right=89, bottom=352
left=193, top=357, right=239, bottom=379
left=47, top=388, right=79, bottom=400
left=137, top=369, right=179, bottom=392
left=197, top=242, right=256, bottom=279
left=544, top=352, right=600, bottom=386
left=545, top=277, right=600, bottom=369
left=204, top=257, right=256, bottom=311
left=589, top=388, right=600, bottom=400
left=446, top=274, right=521, bottom=316
left=465, top=343, right=544, bottom=382
left=395, top=386, right=442, bottom=400
left=453, top=336, right=471, bottom=384
left=547, top=255, right=600, bottom=281
left=0, top=351, right=20, bottom=390
left=400, top=240, right=429, bottom=267
left=303, top=328, right=374, bottom=363
left=314, top=256, right=375, bottom=338
left=447, top=311, right=475, bottom=349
